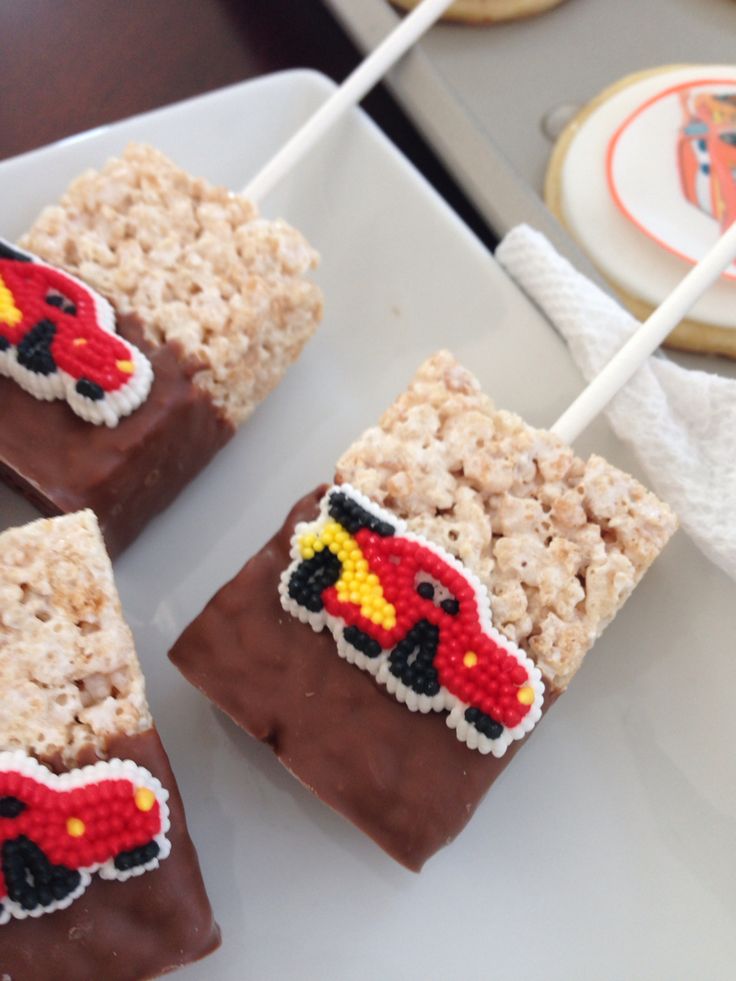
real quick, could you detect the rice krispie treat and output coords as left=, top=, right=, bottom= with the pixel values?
left=0, top=510, right=220, bottom=978
left=169, top=352, right=677, bottom=871
left=1, top=143, right=323, bottom=555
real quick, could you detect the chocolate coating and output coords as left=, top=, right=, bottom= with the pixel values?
left=0, top=317, right=234, bottom=557
left=0, top=728, right=221, bottom=981
left=170, top=487, right=559, bottom=872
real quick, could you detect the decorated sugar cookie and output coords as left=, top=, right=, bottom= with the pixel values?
left=0, top=239, right=153, bottom=426
left=0, top=752, right=170, bottom=925
left=545, top=65, right=736, bottom=358
left=280, top=485, right=544, bottom=757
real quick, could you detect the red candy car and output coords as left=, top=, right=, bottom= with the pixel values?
left=283, top=486, right=544, bottom=755
left=0, top=239, right=152, bottom=426
left=0, top=753, right=170, bottom=924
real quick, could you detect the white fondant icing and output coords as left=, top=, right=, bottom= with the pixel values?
left=559, top=65, right=736, bottom=328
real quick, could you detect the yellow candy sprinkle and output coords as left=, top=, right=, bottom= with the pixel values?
left=116, top=359, right=134, bottom=374
left=327, top=524, right=397, bottom=628
left=72, top=337, right=88, bottom=347
left=0, top=274, right=22, bottom=327
left=66, top=817, right=86, bottom=838
left=517, top=686, right=535, bottom=706
left=135, top=787, right=156, bottom=812
left=463, top=652, right=478, bottom=668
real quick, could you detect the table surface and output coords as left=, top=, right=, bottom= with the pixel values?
left=0, top=0, right=496, bottom=247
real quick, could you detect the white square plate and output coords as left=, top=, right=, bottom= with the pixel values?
left=1, top=71, right=733, bottom=980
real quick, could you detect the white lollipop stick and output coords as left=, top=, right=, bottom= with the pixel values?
left=551, top=220, right=736, bottom=445
left=243, top=0, right=454, bottom=203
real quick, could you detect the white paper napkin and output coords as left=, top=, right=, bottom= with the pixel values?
left=496, top=223, right=736, bottom=582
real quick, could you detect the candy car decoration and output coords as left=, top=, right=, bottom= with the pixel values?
left=678, top=89, right=736, bottom=232
left=0, top=239, right=152, bottom=426
left=0, top=752, right=171, bottom=924
left=280, top=485, right=545, bottom=757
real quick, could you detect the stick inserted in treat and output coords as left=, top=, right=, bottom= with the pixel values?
left=170, top=351, right=678, bottom=870
left=243, top=0, right=454, bottom=203
left=244, top=0, right=736, bottom=447
left=551, top=219, right=736, bottom=444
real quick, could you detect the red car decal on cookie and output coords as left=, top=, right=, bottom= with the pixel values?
left=678, top=89, right=736, bottom=231
left=0, top=752, right=170, bottom=924
left=280, top=485, right=544, bottom=756
left=0, top=239, right=152, bottom=426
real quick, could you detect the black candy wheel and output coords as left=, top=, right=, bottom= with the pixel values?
left=114, top=839, right=160, bottom=873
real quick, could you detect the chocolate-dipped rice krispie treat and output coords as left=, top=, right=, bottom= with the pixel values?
left=0, top=510, right=220, bottom=979
left=170, top=351, right=677, bottom=871
left=1, top=143, right=322, bottom=555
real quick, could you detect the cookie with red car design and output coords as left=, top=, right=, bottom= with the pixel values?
left=0, top=239, right=152, bottom=425
left=280, top=484, right=544, bottom=757
left=545, top=65, right=736, bottom=358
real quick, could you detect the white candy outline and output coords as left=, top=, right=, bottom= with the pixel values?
left=0, top=239, right=153, bottom=427
left=0, top=751, right=171, bottom=926
left=279, top=484, right=545, bottom=757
